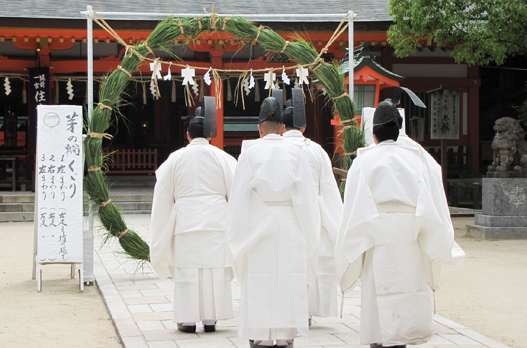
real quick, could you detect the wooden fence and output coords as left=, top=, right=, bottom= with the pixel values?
left=103, top=148, right=158, bottom=175
left=426, top=146, right=471, bottom=178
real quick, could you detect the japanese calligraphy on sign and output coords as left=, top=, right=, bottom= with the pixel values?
left=29, top=67, right=50, bottom=106
left=36, top=105, right=83, bottom=263
left=430, top=88, right=460, bottom=140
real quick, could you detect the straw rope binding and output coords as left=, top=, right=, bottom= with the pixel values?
left=87, top=132, right=113, bottom=140
left=99, top=199, right=112, bottom=207
left=98, top=102, right=113, bottom=111
left=333, top=92, right=349, bottom=100
left=118, top=229, right=129, bottom=239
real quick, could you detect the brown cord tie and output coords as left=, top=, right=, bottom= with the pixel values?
left=333, top=92, right=349, bottom=100
left=178, top=21, right=184, bottom=34
left=117, top=65, right=132, bottom=78
left=87, top=132, right=113, bottom=140
left=98, top=102, right=113, bottom=111
left=253, top=25, right=264, bottom=44
left=99, top=199, right=112, bottom=207
left=281, top=41, right=290, bottom=53
left=142, top=41, right=155, bottom=57
left=118, top=229, right=129, bottom=239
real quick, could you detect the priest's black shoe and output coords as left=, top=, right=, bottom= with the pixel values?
left=177, top=323, right=196, bottom=333
left=203, top=324, right=216, bottom=332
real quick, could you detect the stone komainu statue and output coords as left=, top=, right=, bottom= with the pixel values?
left=487, top=117, right=527, bottom=173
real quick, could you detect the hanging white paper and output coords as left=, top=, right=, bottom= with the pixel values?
left=204, top=67, right=212, bottom=85
left=192, top=81, right=199, bottom=96
left=264, top=70, right=276, bottom=89
left=296, top=67, right=309, bottom=85
left=66, top=78, right=74, bottom=100
left=4, top=77, right=11, bottom=95
left=150, top=80, right=158, bottom=98
left=150, top=59, right=162, bottom=80
left=243, top=78, right=251, bottom=96
left=164, top=63, right=172, bottom=81
left=249, top=69, right=255, bottom=89
left=281, top=66, right=290, bottom=85
left=36, top=105, right=83, bottom=264
left=181, top=66, right=196, bottom=85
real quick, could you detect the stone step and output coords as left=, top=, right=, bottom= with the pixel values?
left=0, top=202, right=34, bottom=213
left=0, top=211, right=35, bottom=222
left=0, top=207, right=152, bottom=223
left=0, top=201, right=152, bottom=222
left=0, top=193, right=35, bottom=204
left=0, top=187, right=154, bottom=222
left=107, top=175, right=156, bottom=187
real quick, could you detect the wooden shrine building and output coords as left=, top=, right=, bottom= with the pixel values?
left=0, top=1, right=481, bottom=190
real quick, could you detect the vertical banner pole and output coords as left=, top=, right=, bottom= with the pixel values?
left=84, top=5, right=95, bottom=285
left=348, top=11, right=354, bottom=104
left=87, top=5, right=94, bottom=118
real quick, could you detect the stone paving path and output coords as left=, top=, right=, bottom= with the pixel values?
left=93, top=215, right=508, bottom=348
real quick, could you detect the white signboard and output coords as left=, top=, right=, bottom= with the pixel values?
left=430, top=88, right=460, bottom=140
left=361, top=107, right=406, bottom=147
left=36, top=105, right=83, bottom=263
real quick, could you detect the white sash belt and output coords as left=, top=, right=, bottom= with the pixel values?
left=377, top=201, right=416, bottom=213
left=264, top=200, right=293, bottom=206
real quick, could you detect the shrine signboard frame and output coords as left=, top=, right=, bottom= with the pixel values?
left=33, top=105, right=84, bottom=292
left=429, top=87, right=461, bottom=189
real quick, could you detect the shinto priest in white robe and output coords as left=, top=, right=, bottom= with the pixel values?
left=283, top=129, right=342, bottom=318
left=150, top=138, right=237, bottom=323
left=336, top=140, right=465, bottom=346
left=226, top=134, right=321, bottom=340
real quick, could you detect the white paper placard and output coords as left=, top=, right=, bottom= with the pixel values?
left=361, top=107, right=406, bottom=146
left=36, top=105, right=83, bottom=263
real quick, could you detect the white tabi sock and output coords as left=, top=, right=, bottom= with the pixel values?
left=275, top=339, right=293, bottom=346
left=256, top=340, right=274, bottom=346
left=179, top=322, right=195, bottom=326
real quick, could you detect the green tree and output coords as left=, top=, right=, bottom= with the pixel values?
left=387, top=0, right=527, bottom=65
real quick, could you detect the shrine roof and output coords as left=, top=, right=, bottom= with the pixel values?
left=0, top=1, right=392, bottom=22
left=340, top=44, right=404, bottom=82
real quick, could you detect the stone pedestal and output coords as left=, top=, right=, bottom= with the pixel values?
left=467, top=177, right=527, bottom=239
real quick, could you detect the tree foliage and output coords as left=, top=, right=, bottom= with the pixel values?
left=387, top=0, right=527, bottom=66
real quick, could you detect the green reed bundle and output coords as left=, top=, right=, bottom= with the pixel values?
left=86, top=12, right=362, bottom=262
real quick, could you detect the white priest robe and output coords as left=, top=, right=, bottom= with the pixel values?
left=336, top=141, right=465, bottom=346
left=226, top=134, right=320, bottom=341
left=283, top=130, right=342, bottom=318
left=397, top=133, right=466, bottom=267
left=150, top=138, right=237, bottom=323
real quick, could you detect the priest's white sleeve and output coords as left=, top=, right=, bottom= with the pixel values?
left=336, top=158, right=388, bottom=293
left=150, top=164, right=177, bottom=279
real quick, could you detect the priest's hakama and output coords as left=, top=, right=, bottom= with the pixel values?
left=336, top=101, right=464, bottom=347
left=283, top=130, right=342, bottom=318
left=227, top=133, right=320, bottom=344
left=150, top=136, right=237, bottom=329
